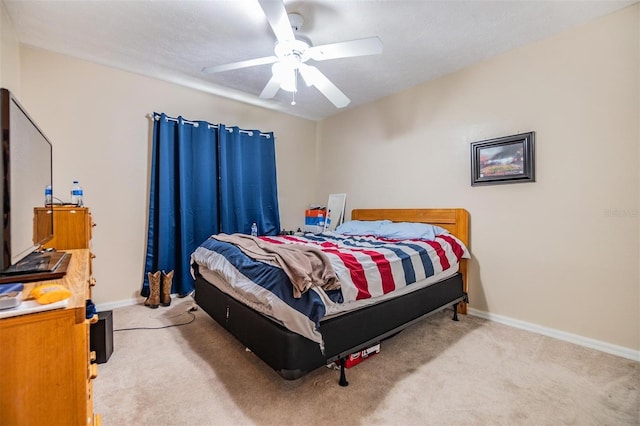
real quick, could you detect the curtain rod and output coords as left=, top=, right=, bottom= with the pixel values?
left=147, top=113, right=272, bottom=138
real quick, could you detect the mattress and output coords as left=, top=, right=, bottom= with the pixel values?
left=191, top=231, right=470, bottom=347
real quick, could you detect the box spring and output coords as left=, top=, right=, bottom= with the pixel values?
left=194, top=269, right=465, bottom=380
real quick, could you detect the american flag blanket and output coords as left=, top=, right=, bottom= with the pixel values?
left=191, top=232, right=469, bottom=346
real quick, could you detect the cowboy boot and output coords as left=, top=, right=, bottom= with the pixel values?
left=144, top=271, right=161, bottom=309
left=160, top=270, right=174, bottom=307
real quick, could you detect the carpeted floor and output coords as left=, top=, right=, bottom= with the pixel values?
left=94, top=297, right=639, bottom=425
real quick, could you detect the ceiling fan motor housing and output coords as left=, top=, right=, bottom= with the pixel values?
left=274, top=39, right=310, bottom=62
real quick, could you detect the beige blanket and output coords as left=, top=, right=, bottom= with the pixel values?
left=211, top=233, right=340, bottom=298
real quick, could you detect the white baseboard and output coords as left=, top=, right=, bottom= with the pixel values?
left=467, top=308, right=640, bottom=362
left=95, top=294, right=194, bottom=313
left=96, top=298, right=638, bottom=361
left=96, top=298, right=139, bottom=312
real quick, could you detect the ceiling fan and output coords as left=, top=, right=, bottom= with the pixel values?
left=202, top=0, right=383, bottom=108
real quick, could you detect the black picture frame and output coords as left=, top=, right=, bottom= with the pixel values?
left=470, top=131, right=535, bottom=186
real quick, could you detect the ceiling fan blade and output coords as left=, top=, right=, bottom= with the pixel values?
left=298, top=64, right=350, bottom=108
left=202, top=56, right=278, bottom=74
left=259, top=74, right=282, bottom=99
left=306, top=36, right=383, bottom=61
left=257, top=0, right=295, bottom=43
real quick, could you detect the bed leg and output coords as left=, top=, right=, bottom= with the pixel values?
left=452, top=303, right=459, bottom=321
left=338, top=358, right=349, bottom=387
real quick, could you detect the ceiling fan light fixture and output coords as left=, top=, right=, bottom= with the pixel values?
left=271, top=61, right=297, bottom=92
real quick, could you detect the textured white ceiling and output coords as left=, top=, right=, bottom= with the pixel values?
left=4, top=0, right=636, bottom=121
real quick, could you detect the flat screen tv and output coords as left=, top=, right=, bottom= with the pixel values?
left=0, top=88, right=59, bottom=278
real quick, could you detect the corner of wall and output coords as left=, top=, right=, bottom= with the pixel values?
left=0, top=0, right=21, bottom=94
left=312, top=119, right=323, bottom=201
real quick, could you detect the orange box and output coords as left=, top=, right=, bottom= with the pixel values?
left=305, top=209, right=326, bottom=218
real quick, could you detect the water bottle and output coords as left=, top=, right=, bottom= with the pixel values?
left=44, top=185, right=52, bottom=206
left=70, top=180, right=83, bottom=206
left=250, top=222, right=258, bottom=237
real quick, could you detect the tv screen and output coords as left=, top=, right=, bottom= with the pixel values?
left=0, top=88, right=54, bottom=271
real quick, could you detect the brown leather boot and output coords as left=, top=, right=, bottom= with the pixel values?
left=144, top=271, right=161, bottom=309
left=160, top=270, right=174, bottom=307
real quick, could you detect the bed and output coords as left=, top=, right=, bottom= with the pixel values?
left=191, top=208, right=470, bottom=385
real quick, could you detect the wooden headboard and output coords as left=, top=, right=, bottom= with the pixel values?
left=351, top=208, right=469, bottom=313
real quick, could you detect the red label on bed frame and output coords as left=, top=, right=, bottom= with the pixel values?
left=345, top=343, right=380, bottom=368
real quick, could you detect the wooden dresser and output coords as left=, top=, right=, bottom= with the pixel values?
left=0, top=207, right=100, bottom=425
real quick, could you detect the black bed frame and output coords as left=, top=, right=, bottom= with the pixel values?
left=194, top=267, right=466, bottom=386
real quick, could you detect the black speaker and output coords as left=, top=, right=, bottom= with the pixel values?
left=90, top=310, right=113, bottom=364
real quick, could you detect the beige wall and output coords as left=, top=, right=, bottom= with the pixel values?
left=19, top=47, right=317, bottom=305
left=318, top=5, right=639, bottom=350
left=0, top=0, right=20, bottom=92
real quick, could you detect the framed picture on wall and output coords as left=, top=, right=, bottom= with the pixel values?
left=470, top=131, right=535, bottom=186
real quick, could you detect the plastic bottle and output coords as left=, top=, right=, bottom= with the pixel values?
left=70, top=180, right=83, bottom=206
left=44, top=185, right=52, bottom=206
left=250, top=222, right=258, bottom=237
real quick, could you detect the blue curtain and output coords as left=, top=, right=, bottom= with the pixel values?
left=219, top=125, right=281, bottom=236
left=141, top=114, right=280, bottom=297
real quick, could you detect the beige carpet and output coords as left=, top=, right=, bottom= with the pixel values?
left=94, top=297, right=639, bottom=426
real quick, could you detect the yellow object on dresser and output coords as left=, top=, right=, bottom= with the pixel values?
left=30, top=283, right=73, bottom=304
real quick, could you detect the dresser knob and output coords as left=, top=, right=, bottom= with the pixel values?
left=89, top=364, right=98, bottom=379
